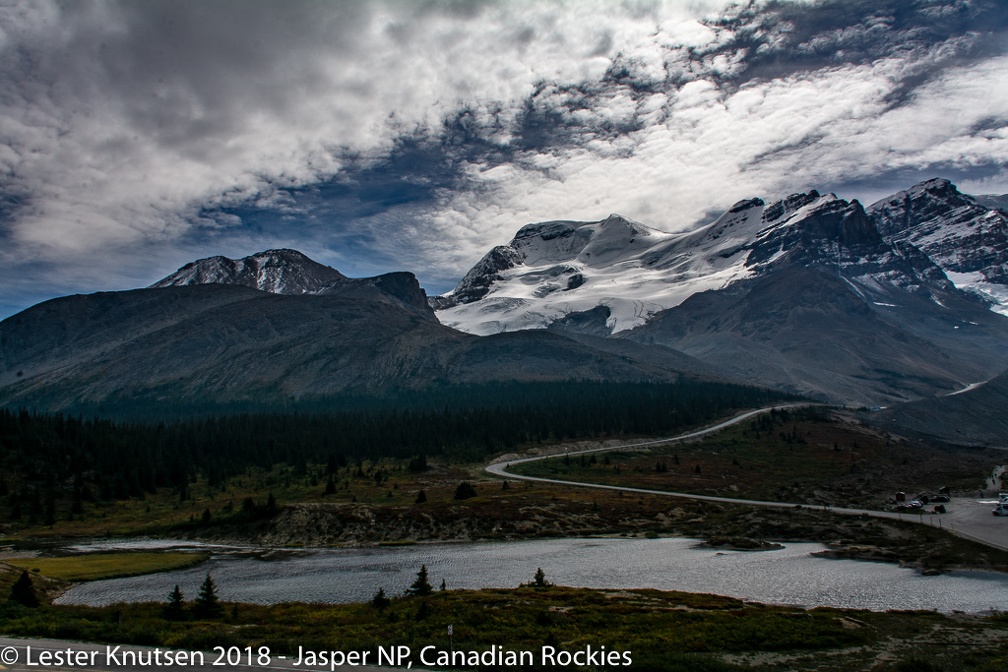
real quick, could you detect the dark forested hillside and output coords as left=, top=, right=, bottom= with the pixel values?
left=0, top=380, right=788, bottom=525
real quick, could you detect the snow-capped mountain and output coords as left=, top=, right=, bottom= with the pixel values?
left=433, top=178, right=1008, bottom=405
left=151, top=249, right=435, bottom=317
left=152, top=249, right=346, bottom=295
left=869, top=178, right=1008, bottom=315
left=434, top=187, right=955, bottom=335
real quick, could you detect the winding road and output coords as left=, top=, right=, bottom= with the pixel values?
left=485, top=405, right=1008, bottom=551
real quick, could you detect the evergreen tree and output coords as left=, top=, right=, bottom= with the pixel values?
left=407, top=454, right=429, bottom=473
left=9, top=570, right=39, bottom=607
left=406, top=564, right=432, bottom=597
left=529, top=567, right=551, bottom=589
left=194, top=574, right=222, bottom=617
left=371, top=587, right=390, bottom=611
left=165, top=584, right=185, bottom=620
left=415, top=489, right=427, bottom=504
left=323, top=475, right=337, bottom=496
left=43, top=490, right=56, bottom=526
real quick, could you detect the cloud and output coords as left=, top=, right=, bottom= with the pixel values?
left=0, top=0, right=1006, bottom=314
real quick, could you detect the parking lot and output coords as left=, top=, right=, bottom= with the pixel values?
left=939, top=496, right=1008, bottom=551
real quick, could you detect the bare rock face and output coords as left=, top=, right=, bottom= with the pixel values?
left=152, top=249, right=346, bottom=294
left=871, top=178, right=1008, bottom=289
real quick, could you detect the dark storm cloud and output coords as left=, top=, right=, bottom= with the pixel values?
left=1, top=0, right=1007, bottom=316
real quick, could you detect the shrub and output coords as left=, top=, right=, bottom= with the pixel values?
left=453, top=482, right=477, bottom=500
left=9, top=570, right=39, bottom=607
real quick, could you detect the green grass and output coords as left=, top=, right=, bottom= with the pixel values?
left=6, top=552, right=208, bottom=582
left=1, top=587, right=1007, bottom=671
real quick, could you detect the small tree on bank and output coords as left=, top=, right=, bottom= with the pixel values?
left=194, top=573, right=222, bottom=618
left=526, top=567, right=552, bottom=589
left=407, top=564, right=433, bottom=597
left=9, top=570, right=39, bottom=607
left=372, top=587, right=390, bottom=611
left=165, top=584, right=185, bottom=620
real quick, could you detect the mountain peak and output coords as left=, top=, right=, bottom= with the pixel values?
left=869, top=178, right=1008, bottom=311
left=869, top=178, right=970, bottom=221
left=912, top=177, right=954, bottom=193
left=435, top=180, right=992, bottom=336
left=151, top=249, right=346, bottom=295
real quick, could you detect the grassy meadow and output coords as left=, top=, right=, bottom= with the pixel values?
left=5, top=552, right=208, bottom=582
left=2, top=582, right=1008, bottom=672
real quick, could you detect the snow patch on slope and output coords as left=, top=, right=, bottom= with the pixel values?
left=946, top=270, right=1008, bottom=316
left=437, top=197, right=843, bottom=334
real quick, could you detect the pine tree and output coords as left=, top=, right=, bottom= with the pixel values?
left=407, top=454, right=429, bottom=473
left=165, top=584, right=185, bottom=620
left=406, top=564, right=432, bottom=597
left=10, top=570, right=39, bottom=607
left=531, top=567, right=551, bottom=588
left=194, top=574, right=222, bottom=617
left=323, top=475, right=337, bottom=496
left=371, top=587, right=390, bottom=611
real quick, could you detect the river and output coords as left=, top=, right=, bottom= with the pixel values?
left=54, top=537, right=1008, bottom=613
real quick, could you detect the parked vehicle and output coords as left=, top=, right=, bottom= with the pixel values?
left=992, top=503, right=1008, bottom=516
left=930, top=494, right=950, bottom=503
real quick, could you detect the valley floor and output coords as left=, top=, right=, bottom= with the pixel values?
left=2, top=407, right=1008, bottom=671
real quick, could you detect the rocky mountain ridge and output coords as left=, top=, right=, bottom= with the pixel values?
left=3, top=177, right=1008, bottom=416
left=152, top=249, right=347, bottom=295
left=434, top=180, right=1004, bottom=336
left=433, top=178, right=1008, bottom=405
left=869, top=178, right=1008, bottom=313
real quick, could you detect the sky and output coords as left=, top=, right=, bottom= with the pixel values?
left=1, top=0, right=1008, bottom=318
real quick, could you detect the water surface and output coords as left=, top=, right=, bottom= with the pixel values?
left=56, top=537, right=1008, bottom=613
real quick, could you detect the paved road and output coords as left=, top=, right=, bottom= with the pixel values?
left=485, top=405, right=1008, bottom=551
